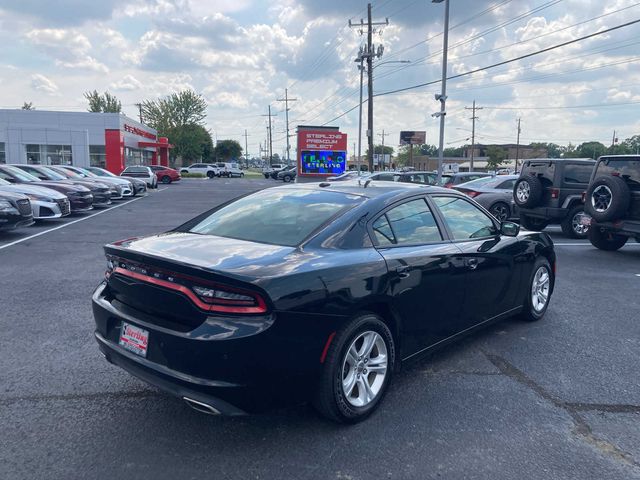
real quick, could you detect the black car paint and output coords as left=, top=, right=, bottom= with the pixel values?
left=93, top=183, right=555, bottom=414
left=0, top=190, right=35, bottom=230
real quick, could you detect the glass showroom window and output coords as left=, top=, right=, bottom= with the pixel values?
left=26, top=144, right=42, bottom=164
left=45, top=145, right=72, bottom=165
left=142, top=149, right=154, bottom=165
left=90, top=146, right=106, bottom=168
left=0, top=142, right=5, bottom=164
left=125, top=147, right=142, bottom=167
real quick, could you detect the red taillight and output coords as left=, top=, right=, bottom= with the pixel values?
left=444, top=183, right=453, bottom=189
left=550, top=188, right=559, bottom=199
left=466, top=190, right=481, bottom=198
left=111, top=261, right=268, bottom=314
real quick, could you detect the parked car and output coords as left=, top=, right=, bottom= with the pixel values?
left=263, top=163, right=284, bottom=178
left=220, top=162, right=244, bottom=178
left=93, top=181, right=555, bottom=422
left=85, top=167, right=147, bottom=196
left=30, top=165, right=114, bottom=206
left=0, top=165, right=94, bottom=212
left=513, top=158, right=595, bottom=238
left=584, top=155, right=640, bottom=250
left=58, top=165, right=133, bottom=198
left=327, top=171, right=359, bottom=181
left=454, top=175, right=519, bottom=221
left=180, top=163, right=219, bottom=178
left=276, top=166, right=297, bottom=182
left=121, top=166, right=158, bottom=188
left=395, top=171, right=437, bottom=185
left=0, top=177, right=71, bottom=219
left=441, top=172, right=492, bottom=188
left=0, top=190, right=35, bottom=231
left=150, top=166, right=181, bottom=184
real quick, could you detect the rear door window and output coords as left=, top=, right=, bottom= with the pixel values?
left=496, top=178, right=516, bottom=190
left=372, top=198, right=442, bottom=246
left=563, top=164, right=594, bottom=184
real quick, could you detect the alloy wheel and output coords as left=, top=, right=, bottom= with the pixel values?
left=491, top=204, right=509, bottom=221
left=591, top=185, right=612, bottom=212
left=531, top=266, right=550, bottom=313
left=516, top=181, right=530, bottom=203
left=571, top=212, right=589, bottom=236
left=341, top=331, right=388, bottom=407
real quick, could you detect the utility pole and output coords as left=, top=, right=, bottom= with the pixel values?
left=355, top=49, right=365, bottom=175
left=262, top=106, right=277, bottom=166
left=134, top=103, right=143, bottom=124
left=353, top=142, right=356, bottom=169
left=377, top=130, right=390, bottom=170
left=465, top=100, right=482, bottom=171
left=433, top=0, right=450, bottom=184
left=515, top=118, right=522, bottom=173
left=349, top=4, right=388, bottom=173
left=243, top=129, right=249, bottom=167
left=277, top=89, right=297, bottom=165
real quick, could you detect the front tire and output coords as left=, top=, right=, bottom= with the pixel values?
left=161, top=175, right=171, bottom=184
left=560, top=205, right=589, bottom=239
left=313, top=313, right=396, bottom=423
left=520, top=257, right=553, bottom=322
left=588, top=227, right=628, bottom=251
left=207, top=171, right=215, bottom=179
left=520, top=214, right=549, bottom=231
left=283, top=175, right=292, bottom=183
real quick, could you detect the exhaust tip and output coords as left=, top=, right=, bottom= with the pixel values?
left=183, top=397, right=221, bottom=415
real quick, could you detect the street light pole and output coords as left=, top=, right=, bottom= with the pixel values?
left=433, top=0, right=450, bottom=184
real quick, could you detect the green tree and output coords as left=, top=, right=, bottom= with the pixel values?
left=418, top=144, right=438, bottom=156
left=575, top=141, right=607, bottom=159
left=365, top=144, right=394, bottom=157
left=214, top=139, right=243, bottom=161
left=168, top=124, right=214, bottom=164
left=622, top=135, right=640, bottom=155
left=21, top=102, right=34, bottom=110
left=141, top=89, right=207, bottom=133
left=443, top=146, right=464, bottom=157
left=84, top=90, right=121, bottom=113
left=529, top=142, right=561, bottom=158
left=486, top=145, right=507, bottom=169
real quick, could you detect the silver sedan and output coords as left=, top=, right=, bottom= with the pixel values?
left=453, top=175, right=519, bottom=221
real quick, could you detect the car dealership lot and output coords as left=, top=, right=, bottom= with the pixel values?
left=1, top=179, right=639, bottom=479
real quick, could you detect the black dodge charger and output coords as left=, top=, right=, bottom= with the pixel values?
left=93, top=181, right=555, bottom=422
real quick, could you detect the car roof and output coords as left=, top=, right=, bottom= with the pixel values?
left=525, top=158, right=596, bottom=164
left=271, top=179, right=452, bottom=199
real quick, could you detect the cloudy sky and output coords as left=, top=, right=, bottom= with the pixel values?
left=0, top=0, right=639, bottom=158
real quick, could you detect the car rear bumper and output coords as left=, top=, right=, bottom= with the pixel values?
left=591, top=219, right=640, bottom=236
left=92, top=282, right=335, bottom=413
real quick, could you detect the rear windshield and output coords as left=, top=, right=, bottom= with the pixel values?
left=188, top=188, right=363, bottom=246
left=596, top=158, right=640, bottom=190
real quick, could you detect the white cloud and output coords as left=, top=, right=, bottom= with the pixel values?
left=30, top=74, right=58, bottom=94
left=110, top=74, right=143, bottom=91
left=26, top=28, right=109, bottom=73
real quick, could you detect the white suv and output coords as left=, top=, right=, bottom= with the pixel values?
left=120, top=166, right=158, bottom=188
left=180, top=163, right=220, bottom=178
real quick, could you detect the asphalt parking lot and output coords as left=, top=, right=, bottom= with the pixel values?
left=1, top=178, right=639, bottom=480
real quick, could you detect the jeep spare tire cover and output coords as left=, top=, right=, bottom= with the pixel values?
left=514, top=175, right=543, bottom=208
left=585, top=175, right=630, bottom=222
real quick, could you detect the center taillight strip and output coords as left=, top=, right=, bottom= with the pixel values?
left=113, top=267, right=267, bottom=314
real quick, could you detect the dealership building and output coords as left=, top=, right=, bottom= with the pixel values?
left=0, top=109, right=172, bottom=173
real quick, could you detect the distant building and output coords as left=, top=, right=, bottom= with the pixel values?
left=0, top=109, right=172, bottom=174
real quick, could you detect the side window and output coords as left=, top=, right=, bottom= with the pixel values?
left=497, top=178, right=516, bottom=190
left=433, top=196, right=497, bottom=240
left=563, top=164, right=593, bottom=184
left=373, top=198, right=442, bottom=246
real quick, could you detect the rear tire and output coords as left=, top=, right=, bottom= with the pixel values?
left=560, top=205, right=589, bottom=239
left=489, top=202, right=510, bottom=221
left=520, top=214, right=549, bottom=231
left=313, top=313, right=395, bottom=424
left=206, top=171, right=215, bottom=179
left=283, top=175, right=292, bottom=183
left=520, top=257, right=553, bottom=322
left=588, top=227, right=628, bottom=251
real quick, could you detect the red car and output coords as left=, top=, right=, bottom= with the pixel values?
left=150, top=166, right=181, bottom=184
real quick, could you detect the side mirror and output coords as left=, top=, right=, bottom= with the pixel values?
left=500, top=221, right=520, bottom=237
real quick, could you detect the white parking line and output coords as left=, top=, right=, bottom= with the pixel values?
left=0, top=195, right=149, bottom=251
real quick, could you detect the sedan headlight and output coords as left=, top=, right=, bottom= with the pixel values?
left=27, top=194, right=54, bottom=202
left=0, top=199, right=16, bottom=211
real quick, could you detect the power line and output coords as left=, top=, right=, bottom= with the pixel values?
left=483, top=100, right=640, bottom=110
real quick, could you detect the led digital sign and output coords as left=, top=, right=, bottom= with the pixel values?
left=301, top=150, right=346, bottom=175
left=297, top=128, right=348, bottom=177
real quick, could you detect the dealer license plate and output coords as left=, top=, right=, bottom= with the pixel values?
left=119, top=323, right=149, bottom=357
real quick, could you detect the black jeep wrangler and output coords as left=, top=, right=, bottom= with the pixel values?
left=584, top=155, right=640, bottom=250
left=513, top=158, right=595, bottom=238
